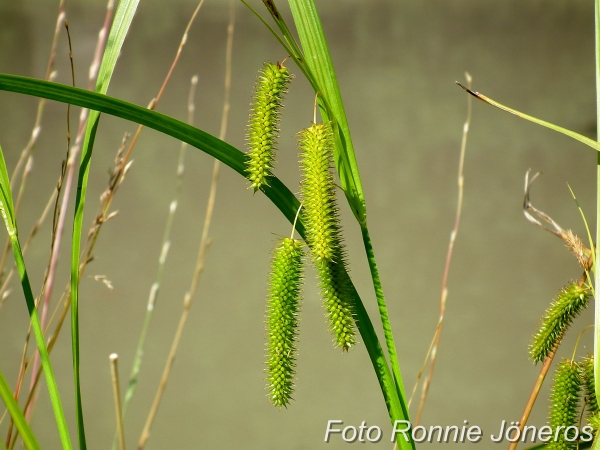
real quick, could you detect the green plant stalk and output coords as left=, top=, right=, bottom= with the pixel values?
left=9, top=237, right=71, bottom=450
left=0, top=74, right=411, bottom=439
left=360, top=225, right=408, bottom=406
left=0, top=144, right=71, bottom=449
left=287, top=0, right=366, bottom=224
left=69, top=2, right=139, bottom=448
left=0, top=371, right=40, bottom=450
left=595, top=2, right=600, bottom=450
left=283, top=1, right=410, bottom=439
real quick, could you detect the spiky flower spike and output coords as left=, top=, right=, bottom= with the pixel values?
left=246, top=62, right=291, bottom=192
left=547, top=360, right=581, bottom=449
left=266, top=237, right=303, bottom=407
left=529, top=282, right=590, bottom=363
left=580, top=355, right=600, bottom=430
left=299, top=122, right=356, bottom=351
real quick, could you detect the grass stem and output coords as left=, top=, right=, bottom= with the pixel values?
left=415, top=73, right=472, bottom=425
left=109, top=354, right=126, bottom=450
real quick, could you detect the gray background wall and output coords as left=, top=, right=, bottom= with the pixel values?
left=0, top=0, right=596, bottom=448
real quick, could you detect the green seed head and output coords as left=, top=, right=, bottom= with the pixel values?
left=547, top=360, right=581, bottom=449
left=246, top=62, right=291, bottom=192
left=299, top=122, right=341, bottom=262
left=529, top=282, right=590, bottom=363
left=317, top=256, right=356, bottom=351
left=265, top=237, right=303, bottom=407
left=580, top=355, right=599, bottom=427
left=298, top=122, right=356, bottom=351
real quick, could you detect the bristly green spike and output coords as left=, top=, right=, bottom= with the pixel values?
left=266, top=237, right=303, bottom=407
left=246, top=62, right=292, bottom=192
left=547, top=360, right=581, bottom=449
left=317, top=255, right=356, bottom=351
left=299, top=122, right=340, bottom=262
left=299, top=122, right=356, bottom=351
left=529, top=282, right=590, bottom=363
left=580, top=355, right=600, bottom=430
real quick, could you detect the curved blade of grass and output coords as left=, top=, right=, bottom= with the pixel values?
left=456, top=82, right=600, bottom=153
left=70, top=2, right=139, bottom=448
left=0, top=73, right=409, bottom=430
left=0, top=145, right=71, bottom=449
left=286, top=0, right=366, bottom=224
left=0, top=371, right=40, bottom=450
left=282, top=3, right=411, bottom=443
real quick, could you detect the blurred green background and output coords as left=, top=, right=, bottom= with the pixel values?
left=0, top=0, right=597, bottom=448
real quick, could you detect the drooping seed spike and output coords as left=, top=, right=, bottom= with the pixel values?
left=265, top=237, right=303, bottom=407
left=529, top=282, right=590, bottom=363
left=246, top=62, right=292, bottom=192
left=547, top=360, right=581, bottom=449
left=298, top=122, right=356, bottom=351
left=299, top=122, right=340, bottom=262
left=580, top=355, right=599, bottom=429
left=317, top=256, right=356, bottom=351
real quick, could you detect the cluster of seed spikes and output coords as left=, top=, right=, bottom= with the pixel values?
left=247, top=60, right=358, bottom=407
left=265, top=237, right=304, bottom=407
left=245, top=62, right=291, bottom=192
left=547, top=360, right=581, bottom=449
left=299, top=122, right=356, bottom=351
left=529, top=282, right=590, bottom=363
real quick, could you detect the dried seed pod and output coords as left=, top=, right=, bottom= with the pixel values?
left=529, top=283, right=590, bottom=363
left=265, top=237, right=303, bottom=407
left=299, top=122, right=356, bottom=351
left=547, top=360, right=581, bottom=449
left=246, top=62, right=291, bottom=192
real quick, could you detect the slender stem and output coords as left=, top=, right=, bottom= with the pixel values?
left=137, top=3, right=233, bottom=448
left=415, top=73, right=472, bottom=424
left=109, top=354, right=126, bottom=450
left=507, top=352, right=556, bottom=450
left=9, top=236, right=72, bottom=450
left=120, top=74, right=198, bottom=421
left=360, top=226, right=408, bottom=409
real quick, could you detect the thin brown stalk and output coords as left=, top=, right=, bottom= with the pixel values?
left=0, top=1, right=65, bottom=293
left=414, top=73, right=472, bottom=426
left=118, top=0, right=206, bottom=172
left=22, top=2, right=114, bottom=427
left=119, top=74, right=198, bottom=430
left=0, top=0, right=64, bottom=292
left=137, top=3, right=234, bottom=448
left=110, top=354, right=126, bottom=450
left=506, top=351, right=556, bottom=450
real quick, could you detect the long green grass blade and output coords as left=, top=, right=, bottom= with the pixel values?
left=456, top=82, right=600, bottom=153
left=0, top=73, right=407, bottom=429
left=281, top=2, right=410, bottom=442
left=70, top=2, right=139, bottom=448
left=0, top=371, right=41, bottom=450
left=0, top=145, right=72, bottom=450
left=286, top=0, right=366, bottom=224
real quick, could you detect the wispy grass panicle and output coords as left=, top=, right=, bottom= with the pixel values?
left=529, top=282, right=590, bottom=363
left=246, top=61, right=291, bottom=192
left=266, top=237, right=303, bottom=407
left=547, top=360, right=581, bottom=449
left=299, top=122, right=356, bottom=351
